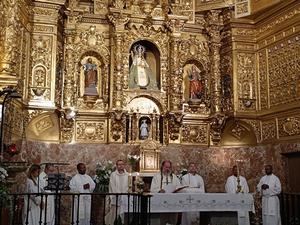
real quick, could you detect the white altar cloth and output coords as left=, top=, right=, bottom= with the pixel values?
left=121, top=193, right=254, bottom=225
left=148, top=193, right=254, bottom=213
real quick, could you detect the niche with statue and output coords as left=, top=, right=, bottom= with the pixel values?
left=128, top=40, right=160, bottom=90
left=78, top=51, right=107, bottom=102
left=125, top=97, right=164, bottom=144
left=182, top=60, right=208, bottom=104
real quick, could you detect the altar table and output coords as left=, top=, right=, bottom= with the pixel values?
left=121, top=193, right=254, bottom=225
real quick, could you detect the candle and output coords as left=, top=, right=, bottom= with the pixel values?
left=135, top=172, right=140, bottom=192
left=128, top=173, right=132, bottom=192
left=249, top=82, right=253, bottom=99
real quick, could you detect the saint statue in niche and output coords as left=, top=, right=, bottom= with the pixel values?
left=129, top=44, right=157, bottom=90
left=140, top=119, right=149, bottom=140
left=83, top=57, right=98, bottom=96
left=189, top=65, right=204, bottom=100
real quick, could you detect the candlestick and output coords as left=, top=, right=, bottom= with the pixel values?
left=135, top=172, right=139, bottom=192
left=236, top=162, right=242, bottom=193
left=128, top=173, right=132, bottom=192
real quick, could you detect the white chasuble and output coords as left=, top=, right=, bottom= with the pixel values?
left=257, top=174, right=281, bottom=225
left=105, top=170, right=128, bottom=225
left=181, top=173, right=205, bottom=225
left=23, top=178, right=43, bottom=225
left=69, top=174, right=95, bottom=225
left=150, top=172, right=181, bottom=193
left=39, top=171, right=55, bottom=225
left=225, top=175, right=249, bottom=194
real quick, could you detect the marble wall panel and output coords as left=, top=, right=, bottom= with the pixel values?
left=14, top=141, right=300, bottom=194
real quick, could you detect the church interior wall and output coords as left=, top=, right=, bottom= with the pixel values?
left=14, top=140, right=300, bottom=194
left=0, top=0, right=299, bottom=204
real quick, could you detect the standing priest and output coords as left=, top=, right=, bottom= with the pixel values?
left=225, top=165, right=250, bottom=225
left=150, top=160, right=181, bottom=225
left=257, top=165, right=281, bottom=225
left=39, top=164, right=56, bottom=225
left=105, top=159, right=129, bottom=225
left=181, top=162, right=205, bottom=225
left=69, top=163, right=95, bottom=225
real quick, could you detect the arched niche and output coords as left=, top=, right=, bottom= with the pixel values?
left=128, top=40, right=160, bottom=90
left=26, top=112, right=60, bottom=142
left=126, top=97, right=161, bottom=114
left=182, top=60, right=208, bottom=103
left=220, top=119, right=257, bottom=147
left=78, top=51, right=105, bottom=98
left=125, top=97, right=163, bottom=144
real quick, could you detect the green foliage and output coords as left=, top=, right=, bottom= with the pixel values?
left=94, top=161, right=114, bottom=193
left=0, top=166, right=9, bottom=206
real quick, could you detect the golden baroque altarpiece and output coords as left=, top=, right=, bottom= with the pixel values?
left=0, top=0, right=300, bottom=152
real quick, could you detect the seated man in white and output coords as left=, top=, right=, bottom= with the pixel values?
left=225, top=165, right=250, bottom=225
left=181, top=162, right=205, bottom=225
left=150, top=160, right=181, bottom=225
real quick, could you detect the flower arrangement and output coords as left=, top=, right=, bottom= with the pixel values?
left=127, top=154, right=140, bottom=172
left=94, top=161, right=114, bottom=193
left=0, top=166, right=9, bottom=204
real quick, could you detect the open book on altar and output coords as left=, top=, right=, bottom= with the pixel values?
left=164, top=184, right=189, bottom=193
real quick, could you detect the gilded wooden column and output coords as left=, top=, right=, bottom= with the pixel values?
left=113, top=33, right=123, bottom=108
left=207, top=10, right=223, bottom=114
left=108, top=11, right=129, bottom=109
left=0, top=0, right=27, bottom=88
left=169, top=36, right=182, bottom=111
left=63, top=32, right=76, bottom=108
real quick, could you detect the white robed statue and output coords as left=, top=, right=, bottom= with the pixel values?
left=105, top=160, right=129, bottom=225
left=140, top=119, right=149, bottom=140
left=257, top=165, right=281, bottom=225
left=69, top=163, right=95, bottom=225
left=129, top=44, right=157, bottom=89
left=181, top=163, right=205, bottom=225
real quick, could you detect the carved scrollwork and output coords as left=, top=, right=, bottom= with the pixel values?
left=167, top=112, right=184, bottom=141
left=261, top=120, right=277, bottom=142
left=76, top=121, right=105, bottom=142
left=59, top=112, right=75, bottom=143
left=210, top=114, right=227, bottom=145
left=279, top=117, right=300, bottom=137
left=108, top=13, right=130, bottom=31
left=110, top=110, right=127, bottom=142
left=182, top=124, right=208, bottom=144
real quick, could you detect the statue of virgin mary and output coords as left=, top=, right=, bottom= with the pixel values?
left=129, top=44, right=157, bottom=90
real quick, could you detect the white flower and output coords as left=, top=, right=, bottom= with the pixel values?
left=0, top=167, right=8, bottom=182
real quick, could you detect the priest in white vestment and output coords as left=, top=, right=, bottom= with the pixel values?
left=257, top=165, right=281, bottom=225
left=23, top=164, right=43, bottom=225
left=69, top=163, right=95, bottom=225
left=225, top=165, right=250, bottom=225
left=181, top=163, right=205, bottom=225
left=39, top=164, right=56, bottom=225
left=150, top=160, right=181, bottom=225
left=105, top=160, right=129, bottom=225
